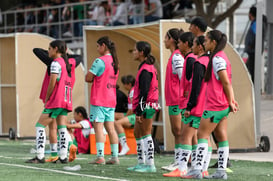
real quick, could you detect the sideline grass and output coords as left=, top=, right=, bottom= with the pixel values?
left=0, top=139, right=273, bottom=181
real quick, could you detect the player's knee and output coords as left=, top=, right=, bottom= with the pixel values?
left=172, top=127, right=181, bottom=137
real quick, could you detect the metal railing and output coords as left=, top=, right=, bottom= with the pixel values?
left=0, top=0, right=147, bottom=43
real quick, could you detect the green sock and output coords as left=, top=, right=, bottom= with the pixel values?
left=111, top=144, right=119, bottom=158
left=68, top=141, right=73, bottom=150
left=96, top=142, right=104, bottom=158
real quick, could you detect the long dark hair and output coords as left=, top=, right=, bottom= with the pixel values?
left=204, top=30, right=227, bottom=82
left=97, top=36, right=119, bottom=75
left=50, top=40, right=71, bottom=77
left=121, top=75, right=135, bottom=86
left=136, top=41, right=156, bottom=65
left=195, top=35, right=205, bottom=51
left=179, top=32, right=195, bottom=48
left=74, top=106, right=88, bottom=120
left=166, top=28, right=184, bottom=49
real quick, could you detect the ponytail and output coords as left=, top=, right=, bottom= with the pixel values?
left=196, top=35, right=205, bottom=51
left=204, top=30, right=227, bottom=82
left=146, top=54, right=156, bottom=65
left=97, top=36, right=119, bottom=75
left=50, top=40, right=71, bottom=77
left=62, top=53, right=71, bottom=77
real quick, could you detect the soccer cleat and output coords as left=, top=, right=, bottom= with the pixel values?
left=88, top=157, right=105, bottom=165
left=204, top=170, right=227, bottom=180
left=202, top=170, right=209, bottom=177
left=181, top=169, right=202, bottom=179
left=163, top=168, right=186, bottom=177
left=52, top=157, right=68, bottom=164
left=118, top=145, right=130, bottom=156
left=226, top=168, right=233, bottom=173
left=127, top=164, right=145, bottom=171
left=69, top=144, right=77, bottom=162
left=45, top=156, right=59, bottom=163
left=25, top=156, right=45, bottom=164
left=161, top=162, right=179, bottom=171
left=106, top=157, right=120, bottom=165
left=135, top=165, right=157, bottom=173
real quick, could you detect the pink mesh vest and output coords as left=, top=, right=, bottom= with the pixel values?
left=179, top=53, right=197, bottom=109
left=90, top=54, right=118, bottom=108
left=205, top=51, right=232, bottom=111
left=190, top=55, right=209, bottom=117
left=165, top=49, right=183, bottom=106
left=133, top=63, right=159, bottom=112
left=45, top=57, right=73, bottom=111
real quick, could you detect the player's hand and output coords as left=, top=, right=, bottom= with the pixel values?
left=229, top=100, right=239, bottom=113
left=184, top=110, right=190, bottom=118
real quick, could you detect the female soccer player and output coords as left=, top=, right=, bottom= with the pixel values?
left=127, top=41, right=159, bottom=172
left=183, top=30, right=238, bottom=179
left=114, top=75, right=136, bottom=156
left=26, top=40, right=73, bottom=164
left=85, top=36, right=120, bottom=164
left=161, top=28, right=185, bottom=172
left=66, top=106, right=92, bottom=155
left=33, top=47, right=82, bottom=163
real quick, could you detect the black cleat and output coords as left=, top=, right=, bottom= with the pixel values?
left=52, top=157, right=68, bottom=164
left=25, top=156, right=45, bottom=164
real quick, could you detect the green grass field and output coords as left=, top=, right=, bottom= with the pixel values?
left=0, top=139, right=273, bottom=181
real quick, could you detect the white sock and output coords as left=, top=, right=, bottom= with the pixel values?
left=119, top=135, right=127, bottom=148
left=58, top=127, right=69, bottom=160
left=36, top=126, right=46, bottom=160
left=136, top=138, right=145, bottom=164
left=143, top=135, right=154, bottom=166
left=194, top=139, right=208, bottom=171
left=191, top=145, right=197, bottom=168
left=202, top=146, right=212, bottom=171
left=218, top=141, right=229, bottom=171
left=178, top=145, right=192, bottom=171
left=174, top=147, right=181, bottom=163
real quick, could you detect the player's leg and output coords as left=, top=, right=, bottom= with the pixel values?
left=105, top=107, right=119, bottom=164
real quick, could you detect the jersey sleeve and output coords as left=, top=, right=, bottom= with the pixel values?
left=89, top=58, right=105, bottom=76
left=79, top=120, right=91, bottom=129
left=128, top=89, right=134, bottom=110
left=213, top=56, right=227, bottom=80
left=50, top=61, right=61, bottom=74
left=172, top=53, right=184, bottom=80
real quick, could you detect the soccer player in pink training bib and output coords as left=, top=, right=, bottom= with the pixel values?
left=161, top=28, right=185, bottom=172
left=26, top=40, right=73, bottom=164
left=33, top=47, right=82, bottom=163
left=85, top=36, right=120, bottom=165
left=127, top=41, right=159, bottom=173
left=182, top=30, right=238, bottom=180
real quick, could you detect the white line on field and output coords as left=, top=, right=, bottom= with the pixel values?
left=0, top=163, right=129, bottom=181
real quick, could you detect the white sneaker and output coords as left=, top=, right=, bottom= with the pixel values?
left=161, top=162, right=179, bottom=171
left=118, top=145, right=130, bottom=156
